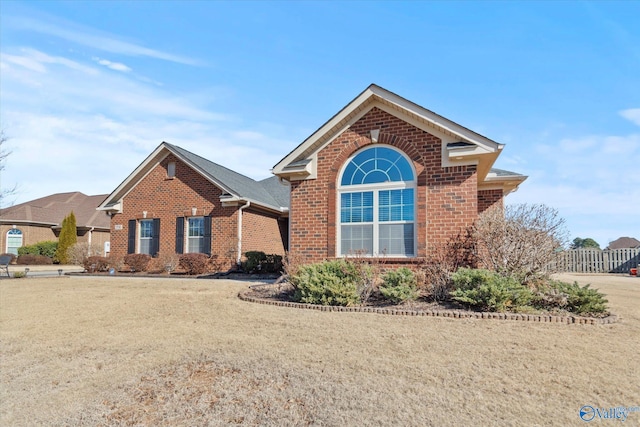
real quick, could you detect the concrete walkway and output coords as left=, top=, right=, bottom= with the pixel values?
left=1, top=264, right=84, bottom=278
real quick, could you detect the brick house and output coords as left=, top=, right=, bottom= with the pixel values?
left=273, top=84, right=526, bottom=263
left=97, top=142, right=289, bottom=268
left=0, top=192, right=110, bottom=255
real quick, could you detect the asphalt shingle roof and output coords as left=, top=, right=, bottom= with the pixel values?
left=167, top=143, right=289, bottom=210
left=0, top=192, right=110, bottom=229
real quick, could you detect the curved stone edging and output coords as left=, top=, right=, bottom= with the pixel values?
left=238, top=290, right=618, bottom=325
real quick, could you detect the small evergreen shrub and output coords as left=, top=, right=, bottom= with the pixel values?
left=123, top=254, right=151, bottom=272
left=242, top=251, right=283, bottom=274
left=84, top=256, right=110, bottom=272
left=450, top=268, right=533, bottom=312
left=534, top=280, right=608, bottom=315
left=243, top=251, right=266, bottom=273
left=16, top=254, right=54, bottom=265
left=291, top=259, right=361, bottom=306
left=380, top=267, right=419, bottom=303
left=17, top=241, right=58, bottom=258
left=13, top=271, right=26, bottom=278
left=179, top=253, right=210, bottom=275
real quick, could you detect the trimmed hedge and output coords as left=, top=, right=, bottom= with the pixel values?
left=123, top=254, right=151, bottom=272
left=16, top=254, right=54, bottom=265
left=17, top=241, right=58, bottom=258
left=242, top=251, right=283, bottom=274
left=179, top=253, right=209, bottom=275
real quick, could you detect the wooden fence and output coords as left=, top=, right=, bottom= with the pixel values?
left=552, top=248, right=640, bottom=274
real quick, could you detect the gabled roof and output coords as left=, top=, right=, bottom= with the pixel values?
left=273, top=84, right=524, bottom=192
left=0, top=192, right=110, bottom=230
left=98, top=142, right=289, bottom=214
left=607, top=237, right=640, bottom=250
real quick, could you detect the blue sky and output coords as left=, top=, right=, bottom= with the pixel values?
left=1, top=1, right=638, bottom=247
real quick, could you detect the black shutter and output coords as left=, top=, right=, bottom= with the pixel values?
left=151, top=218, right=161, bottom=257
left=175, top=217, right=185, bottom=254
left=203, top=216, right=212, bottom=256
left=127, top=220, right=136, bottom=254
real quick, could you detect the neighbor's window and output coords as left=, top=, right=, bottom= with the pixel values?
left=187, top=216, right=204, bottom=253
left=6, top=228, right=23, bottom=255
left=167, top=161, right=176, bottom=178
left=139, top=219, right=154, bottom=255
left=338, top=146, right=415, bottom=257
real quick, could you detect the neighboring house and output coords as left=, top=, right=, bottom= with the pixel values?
left=273, top=84, right=526, bottom=263
left=0, top=192, right=110, bottom=255
left=607, top=237, right=640, bottom=250
left=97, top=142, right=289, bottom=269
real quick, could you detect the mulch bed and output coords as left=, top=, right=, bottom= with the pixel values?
left=240, top=282, right=619, bottom=325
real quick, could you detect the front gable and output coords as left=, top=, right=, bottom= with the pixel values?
left=273, top=84, right=510, bottom=187
left=276, top=84, right=527, bottom=262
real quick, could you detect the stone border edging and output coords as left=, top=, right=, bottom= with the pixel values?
left=238, top=290, right=618, bottom=325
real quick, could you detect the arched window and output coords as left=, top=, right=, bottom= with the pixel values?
left=338, top=146, right=415, bottom=257
left=6, top=228, right=23, bottom=255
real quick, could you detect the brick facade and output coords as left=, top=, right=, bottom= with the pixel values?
left=109, top=154, right=286, bottom=268
left=289, top=107, right=484, bottom=263
left=478, top=189, right=504, bottom=215
left=0, top=224, right=110, bottom=254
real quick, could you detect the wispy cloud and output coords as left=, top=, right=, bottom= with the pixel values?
left=93, top=57, right=132, bottom=72
left=507, top=127, right=640, bottom=246
left=0, top=47, right=293, bottom=206
left=620, top=108, right=640, bottom=126
left=7, top=14, right=200, bottom=66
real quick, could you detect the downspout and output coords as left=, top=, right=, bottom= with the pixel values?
left=236, top=201, right=251, bottom=266
left=87, top=227, right=95, bottom=256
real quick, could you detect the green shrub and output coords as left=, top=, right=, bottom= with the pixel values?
left=179, top=253, right=209, bottom=275
left=123, top=254, right=151, bottom=272
left=17, top=241, right=58, bottom=258
left=534, top=280, right=608, bottom=315
left=83, top=256, right=110, bottom=272
left=380, top=267, right=419, bottom=303
left=13, top=271, right=26, bottom=278
left=291, top=259, right=361, bottom=306
left=450, top=268, right=533, bottom=312
left=16, top=254, right=53, bottom=265
left=242, top=251, right=283, bottom=274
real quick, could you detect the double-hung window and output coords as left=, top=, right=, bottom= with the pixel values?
left=138, top=219, right=154, bottom=255
left=338, top=146, right=415, bottom=257
left=187, top=217, right=204, bottom=253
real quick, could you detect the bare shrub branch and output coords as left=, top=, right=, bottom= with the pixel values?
left=474, top=203, right=569, bottom=285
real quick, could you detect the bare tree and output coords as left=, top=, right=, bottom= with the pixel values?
left=474, top=203, right=569, bottom=285
left=0, top=129, right=18, bottom=207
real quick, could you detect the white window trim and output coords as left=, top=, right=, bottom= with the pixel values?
left=337, top=146, right=417, bottom=258
left=138, top=219, right=153, bottom=255
left=186, top=216, right=205, bottom=253
left=6, top=229, right=23, bottom=255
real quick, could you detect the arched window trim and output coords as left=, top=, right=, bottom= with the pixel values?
left=337, top=145, right=417, bottom=257
left=6, top=228, right=23, bottom=255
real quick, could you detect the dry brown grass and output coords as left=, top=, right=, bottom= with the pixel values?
left=1, top=274, right=638, bottom=426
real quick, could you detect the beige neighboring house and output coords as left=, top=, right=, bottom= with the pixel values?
left=0, top=192, right=110, bottom=256
left=607, top=237, right=640, bottom=250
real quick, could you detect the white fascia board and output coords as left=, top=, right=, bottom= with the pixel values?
left=273, top=88, right=377, bottom=175
left=370, top=85, right=502, bottom=152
